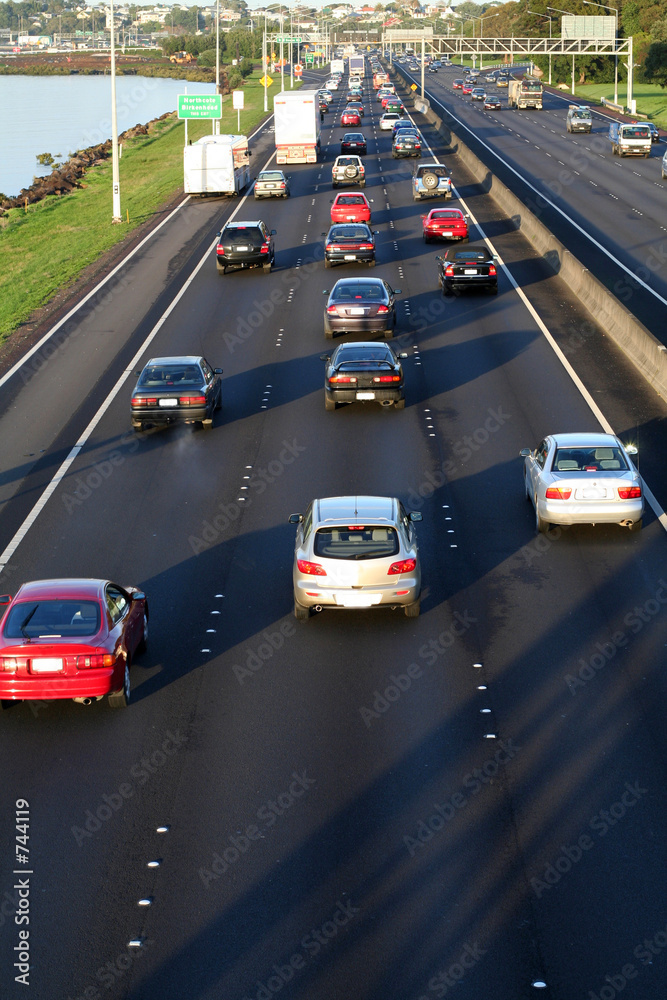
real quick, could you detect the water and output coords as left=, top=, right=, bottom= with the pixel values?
left=0, top=75, right=217, bottom=198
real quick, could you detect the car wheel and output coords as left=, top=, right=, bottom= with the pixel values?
left=215, top=388, right=222, bottom=411
left=132, top=421, right=144, bottom=433
left=360, top=181, right=366, bottom=188
left=108, top=662, right=130, bottom=709
left=294, top=599, right=312, bottom=620
left=524, top=472, right=531, bottom=502
left=332, top=181, right=338, bottom=188
left=404, top=598, right=420, bottom=617
left=423, top=172, right=438, bottom=189
left=324, top=258, right=332, bottom=269
left=488, top=285, right=498, bottom=295
left=442, top=284, right=452, bottom=297
left=368, top=258, right=376, bottom=267
left=423, top=235, right=431, bottom=244
left=202, top=417, right=213, bottom=429
left=137, top=612, right=149, bottom=654
left=395, top=397, right=405, bottom=409
left=384, top=327, right=394, bottom=339
left=629, top=518, right=643, bottom=533
left=1, top=699, right=18, bottom=711
left=216, top=263, right=226, bottom=274
left=535, top=506, right=550, bottom=534
left=325, top=393, right=337, bottom=411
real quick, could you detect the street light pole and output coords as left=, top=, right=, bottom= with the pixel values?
left=215, top=0, right=220, bottom=133
left=109, top=0, right=121, bottom=223
left=528, top=10, right=553, bottom=84
left=583, top=0, right=618, bottom=106
left=547, top=7, right=575, bottom=93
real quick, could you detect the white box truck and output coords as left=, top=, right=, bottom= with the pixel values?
left=184, top=134, right=251, bottom=195
left=609, top=121, right=652, bottom=157
left=348, top=54, right=365, bottom=77
left=274, top=91, right=321, bottom=164
left=330, top=58, right=345, bottom=75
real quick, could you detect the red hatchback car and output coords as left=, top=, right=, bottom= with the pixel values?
left=462, top=83, right=473, bottom=95
left=331, top=192, right=371, bottom=224
left=422, top=208, right=469, bottom=243
left=341, top=110, right=362, bottom=127
left=0, top=579, right=148, bottom=709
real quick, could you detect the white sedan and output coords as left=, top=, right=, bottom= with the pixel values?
left=520, top=432, right=644, bottom=533
left=380, top=112, right=401, bottom=130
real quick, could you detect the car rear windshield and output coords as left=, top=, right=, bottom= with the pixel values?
left=431, top=211, right=462, bottom=219
left=419, top=166, right=448, bottom=177
left=314, top=526, right=399, bottom=560
left=223, top=226, right=263, bottom=244
left=332, top=282, right=383, bottom=300
left=451, top=250, right=490, bottom=261
left=331, top=227, right=369, bottom=241
left=4, top=600, right=102, bottom=639
left=337, top=196, right=365, bottom=204
left=552, top=447, right=629, bottom=472
left=258, top=171, right=284, bottom=181
left=140, top=365, right=201, bottom=385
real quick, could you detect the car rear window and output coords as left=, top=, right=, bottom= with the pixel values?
left=140, top=365, right=201, bottom=385
left=332, top=282, right=383, bottom=300
left=314, top=526, right=399, bottom=560
left=337, top=196, right=365, bottom=204
left=259, top=171, right=283, bottom=181
left=331, top=227, right=368, bottom=240
left=452, top=251, right=490, bottom=262
left=224, top=226, right=263, bottom=245
left=552, top=447, right=628, bottom=472
left=418, top=166, right=448, bottom=177
left=4, top=600, right=102, bottom=639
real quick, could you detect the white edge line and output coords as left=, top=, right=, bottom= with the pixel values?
left=0, top=113, right=275, bottom=393
left=0, top=140, right=279, bottom=574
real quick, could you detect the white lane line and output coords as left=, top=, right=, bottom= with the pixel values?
left=415, top=112, right=667, bottom=533
left=0, top=142, right=282, bottom=574
left=0, top=113, right=276, bottom=393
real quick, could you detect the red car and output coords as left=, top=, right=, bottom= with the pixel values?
left=462, top=83, right=473, bottom=95
left=341, top=110, right=361, bottom=127
left=381, top=94, right=397, bottom=108
left=453, top=79, right=464, bottom=89
left=0, top=578, right=148, bottom=709
left=331, top=192, right=371, bottom=224
left=422, top=207, right=469, bottom=243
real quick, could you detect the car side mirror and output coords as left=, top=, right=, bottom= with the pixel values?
left=398, top=352, right=408, bottom=358
left=216, top=232, right=221, bottom=238
left=0, top=595, right=11, bottom=606
left=320, top=354, right=331, bottom=361
left=289, top=513, right=303, bottom=524
left=247, top=151, right=252, bottom=156
left=519, top=448, right=532, bottom=458
left=409, top=512, right=423, bottom=522
left=394, top=288, right=402, bottom=294
left=625, top=444, right=638, bottom=456
left=270, top=229, right=277, bottom=235
left=321, top=232, right=327, bottom=237
left=135, top=371, right=142, bottom=376
left=131, top=591, right=146, bottom=602
left=214, top=368, right=223, bottom=375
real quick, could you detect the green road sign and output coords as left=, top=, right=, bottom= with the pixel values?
left=275, top=35, right=302, bottom=43
left=178, top=94, right=222, bottom=119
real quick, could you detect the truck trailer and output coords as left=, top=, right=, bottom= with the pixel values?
left=274, top=91, right=321, bottom=164
left=183, top=134, right=251, bottom=195
left=508, top=76, right=543, bottom=109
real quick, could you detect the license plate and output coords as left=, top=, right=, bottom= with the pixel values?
left=464, top=268, right=478, bottom=275
left=344, top=254, right=357, bottom=260
left=356, top=392, right=375, bottom=400
left=580, top=488, right=607, bottom=499
left=336, top=593, right=380, bottom=607
left=266, top=184, right=275, bottom=188
left=159, top=398, right=178, bottom=407
left=32, top=657, right=63, bottom=673
left=234, top=245, right=250, bottom=252
left=350, top=307, right=365, bottom=315
left=443, top=231, right=454, bottom=237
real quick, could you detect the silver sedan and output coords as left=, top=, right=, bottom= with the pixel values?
left=289, top=496, right=422, bottom=618
left=520, top=432, right=644, bottom=533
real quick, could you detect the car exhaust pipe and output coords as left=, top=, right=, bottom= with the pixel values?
left=620, top=519, right=634, bottom=527
left=73, top=697, right=94, bottom=706
left=314, top=606, right=323, bottom=613
left=381, top=399, right=393, bottom=406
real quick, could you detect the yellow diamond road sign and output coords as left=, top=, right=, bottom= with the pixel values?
left=260, top=75, right=273, bottom=87
left=410, top=83, right=417, bottom=91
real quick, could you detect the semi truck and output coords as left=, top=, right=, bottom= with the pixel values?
left=508, top=75, right=543, bottom=109
left=274, top=91, right=321, bottom=164
left=348, top=54, right=365, bottom=77
left=183, top=134, right=251, bottom=196
left=609, top=121, right=652, bottom=157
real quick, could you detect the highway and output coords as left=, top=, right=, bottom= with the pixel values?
left=396, top=61, right=667, bottom=341
left=1, top=66, right=667, bottom=1000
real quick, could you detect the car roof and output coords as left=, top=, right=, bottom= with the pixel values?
left=332, top=276, right=383, bottom=287
left=146, top=355, right=203, bottom=366
left=549, top=432, right=622, bottom=448
left=314, top=496, right=397, bottom=524
left=224, top=220, right=264, bottom=227
left=13, top=579, right=109, bottom=601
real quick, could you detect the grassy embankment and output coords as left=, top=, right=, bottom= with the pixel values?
left=0, top=70, right=292, bottom=342
left=572, top=81, right=667, bottom=127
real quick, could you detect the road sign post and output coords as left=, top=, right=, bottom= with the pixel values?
left=232, top=89, right=244, bottom=132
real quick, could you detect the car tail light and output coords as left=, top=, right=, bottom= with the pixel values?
left=445, top=265, right=454, bottom=276
left=131, top=397, right=158, bottom=407
left=329, top=376, right=357, bottom=383
left=297, top=559, right=326, bottom=576
left=1, top=657, right=27, bottom=672
left=545, top=487, right=572, bottom=500
left=326, top=244, right=335, bottom=253
left=373, top=375, right=400, bottom=383
left=376, top=305, right=389, bottom=314
left=326, top=305, right=339, bottom=315
left=279, top=182, right=286, bottom=188
left=179, top=395, right=207, bottom=406
left=77, top=654, right=115, bottom=669
left=359, top=243, right=374, bottom=250
left=489, top=264, right=497, bottom=276
left=216, top=246, right=225, bottom=256
left=260, top=243, right=270, bottom=254
left=388, top=559, right=417, bottom=575
left=618, top=486, right=642, bottom=499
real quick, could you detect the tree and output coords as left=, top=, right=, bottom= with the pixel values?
left=644, top=41, right=667, bottom=87
left=621, top=0, right=641, bottom=36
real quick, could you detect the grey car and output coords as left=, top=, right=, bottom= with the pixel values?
left=520, top=432, right=644, bottom=533
left=289, top=496, right=422, bottom=618
left=254, top=169, right=290, bottom=198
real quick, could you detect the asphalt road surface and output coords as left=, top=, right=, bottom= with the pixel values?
left=1, top=69, right=667, bottom=1000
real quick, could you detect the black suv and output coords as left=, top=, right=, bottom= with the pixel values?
left=215, top=220, right=276, bottom=274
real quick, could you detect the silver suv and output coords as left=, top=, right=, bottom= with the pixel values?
left=566, top=105, right=592, bottom=133
left=332, top=155, right=366, bottom=188
left=412, top=162, right=452, bottom=201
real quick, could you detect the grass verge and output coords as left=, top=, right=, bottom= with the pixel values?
left=0, top=70, right=294, bottom=342
left=569, top=82, right=667, bottom=127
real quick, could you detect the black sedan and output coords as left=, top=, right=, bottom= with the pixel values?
left=321, top=341, right=407, bottom=410
left=341, top=132, right=367, bottom=155
left=647, top=122, right=660, bottom=143
left=436, top=244, right=498, bottom=296
left=322, top=277, right=400, bottom=338
left=215, top=220, right=276, bottom=274
left=392, top=132, right=421, bottom=157
left=131, top=355, right=222, bottom=431
left=323, top=223, right=378, bottom=269
left=483, top=96, right=502, bottom=110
